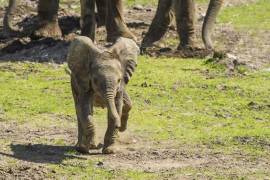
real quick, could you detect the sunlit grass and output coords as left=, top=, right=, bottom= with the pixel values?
left=219, top=0, right=270, bottom=30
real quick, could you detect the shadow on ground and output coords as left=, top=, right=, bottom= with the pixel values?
left=0, top=15, right=80, bottom=64
left=0, top=144, right=87, bottom=164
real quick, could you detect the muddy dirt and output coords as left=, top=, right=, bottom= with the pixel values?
left=0, top=0, right=269, bottom=68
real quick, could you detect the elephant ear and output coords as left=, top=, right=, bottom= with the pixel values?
left=109, top=37, right=139, bottom=84
left=67, top=36, right=102, bottom=90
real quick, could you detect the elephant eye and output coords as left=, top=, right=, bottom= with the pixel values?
left=118, top=79, right=121, bottom=83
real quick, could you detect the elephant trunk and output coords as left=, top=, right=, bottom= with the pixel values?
left=105, top=89, right=121, bottom=128
left=3, top=0, right=21, bottom=36
left=202, top=0, right=223, bottom=50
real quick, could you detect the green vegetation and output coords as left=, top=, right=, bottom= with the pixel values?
left=126, top=0, right=157, bottom=7
left=219, top=0, right=270, bottom=30
left=0, top=57, right=269, bottom=178
left=0, top=0, right=269, bottom=179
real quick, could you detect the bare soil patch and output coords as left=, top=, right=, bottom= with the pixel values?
left=0, top=120, right=269, bottom=179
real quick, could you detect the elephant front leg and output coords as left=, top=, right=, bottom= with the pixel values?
left=102, top=117, right=119, bottom=154
left=141, top=0, right=174, bottom=51
left=71, top=78, right=97, bottom=153
left=34, top=0, right=62, bottom=38
left=119, top=90, right=132, bottom=132
left=80, top=0, right=96, bottom=40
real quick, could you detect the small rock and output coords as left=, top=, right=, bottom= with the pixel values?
left=133, top=5, right=144, bottom=10
left=159, top=47, right=172, bottom=53
left=216, top=84, right=227, bottom=91
left=226, top=53, right=238, bottom=61
left=198, top=12, right=205, bottom=21
left=96, top=161, right=104, bottom=167
left=152, top=150, right=160, bottom=156
left=141, top=82, right=148, bottom=87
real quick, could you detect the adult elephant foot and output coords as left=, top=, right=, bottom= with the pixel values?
left=34, top=0, right=62, bottom=38
left=176, top=45, right=212, bottom=58
left=34, top=20, right=62, bottom=38
left=107, top=26, right=137, bottom=43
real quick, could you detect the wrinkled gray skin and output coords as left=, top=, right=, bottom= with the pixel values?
left=3, top=0, right=136, bottom=42
left=67, top=36, right=139, bottom=154
left=141, top=0, right=223, bottom=51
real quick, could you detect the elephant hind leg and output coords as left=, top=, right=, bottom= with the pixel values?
left=141, top=0, right=174, bottom=50
left=106, top=0, right=136, bottom=42
left=119, top=90, right=132, bottom=132
left=96, top=0, right=106, bottom=27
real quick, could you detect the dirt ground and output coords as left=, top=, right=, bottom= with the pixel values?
left=0, top=0, right=270, bottom=179
left=0, top=119, right=269, bottom=179
left=0, top=0, right=269, bottom=68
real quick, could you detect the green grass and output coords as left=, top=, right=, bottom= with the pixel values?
left=125, top=0, right=207, bottom=6
left=1, top=58, right=269, bottom=178
left=219, top=0, right=270, bottom=30
left=1, top=0, right=270, bottom=179
left=1, top=58, right=269, bottom=150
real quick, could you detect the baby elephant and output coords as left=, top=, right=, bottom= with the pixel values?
left=67, top=36, right=139, bottom=154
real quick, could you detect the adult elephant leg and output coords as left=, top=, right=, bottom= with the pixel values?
left=141, top=0, right=174, bottom=50
left=3, top=0, right=21, bottom=37
left=119, top=90, right=132, bottom=132
left=80, top=0, right=96, bottom=40
left=175, top=0, right=196, bottom=49
left=71, top=76, right=96, bottom=154
left=34, top=0, right=62, bottom=38
left=96, top=0, right=107, bottom=27
left=106, top=0, right=136, bottom=42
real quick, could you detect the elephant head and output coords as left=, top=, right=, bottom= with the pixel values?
left=67, top=36, right=139, bottom=128
left=202, top=0, right=224, bottom=50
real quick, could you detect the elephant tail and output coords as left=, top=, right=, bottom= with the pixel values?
left=202, top=0, right=223, bottom=50
left=3, top=0, right=22, bottom=37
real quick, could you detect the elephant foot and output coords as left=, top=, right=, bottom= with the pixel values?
left=176, top=45, right=212, bottom=58
left=102, top=144, right=119, bottom=154
left=107, top=29, right=137, bottom=43
left=75, top=144, right=89, bottom=154
left=75, top=141, right=98, bottom=154
left=119, top=125, right=127, bottom=132
left=119, top=116, right=128, bottom=132
left=34, top=20, right=62, bottom=38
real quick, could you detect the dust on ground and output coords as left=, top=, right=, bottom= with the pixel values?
left=0, top=120, right=269, bottom=179
left=0, top=0, right=269, bottom=68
